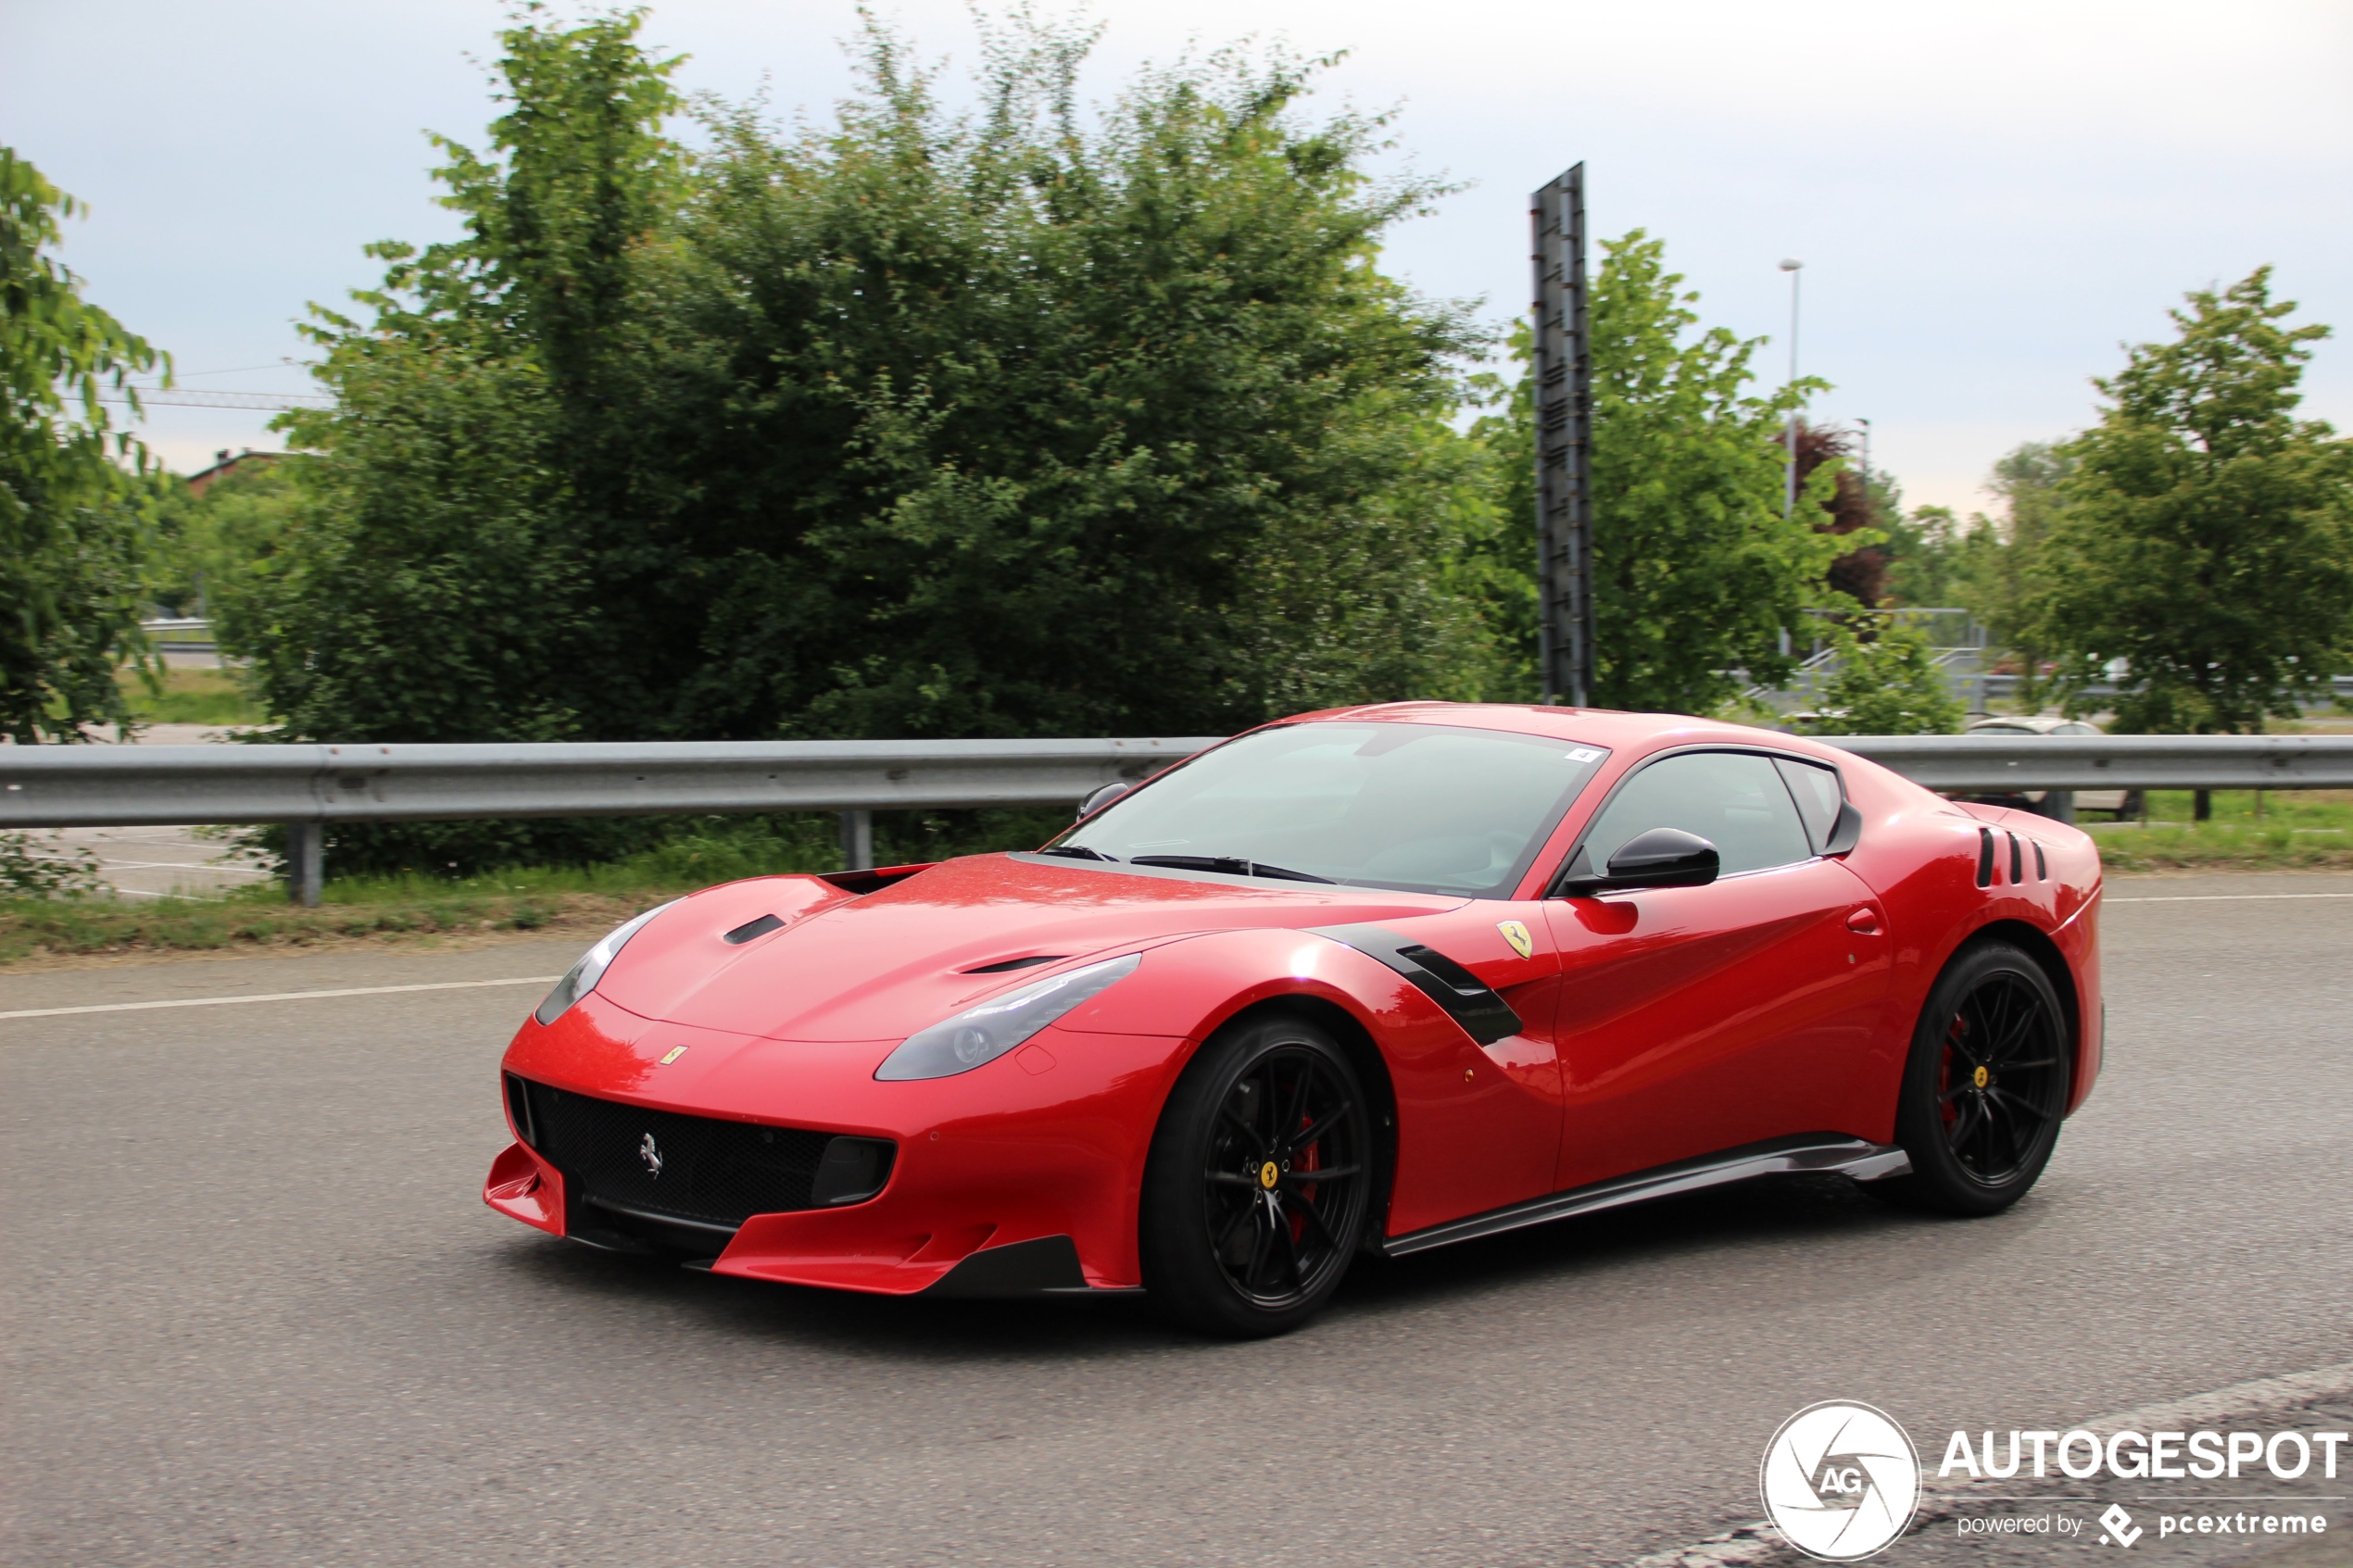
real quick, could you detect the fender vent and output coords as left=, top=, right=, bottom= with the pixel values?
left=1308, top=924, right=1524, bottom=1046
left=2034, top=841, right=2047, bottom=881
left=1976, top=828, right=1995, bottom=888
left=2008, top=832, right=2024, bottom=885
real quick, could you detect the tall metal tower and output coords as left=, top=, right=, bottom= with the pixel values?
left=1529, top=165, right=1595, bottom=708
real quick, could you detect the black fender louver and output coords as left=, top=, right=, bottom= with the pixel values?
left=1308, top=924, right=1523, bottom=1047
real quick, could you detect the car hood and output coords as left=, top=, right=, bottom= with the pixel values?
left=593, top=852, right=1466, bottom=1041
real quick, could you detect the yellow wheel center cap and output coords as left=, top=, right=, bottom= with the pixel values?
left=1973, top=1065, right=1990, bottom=1089
left=1259, top=1160, right=1280, bottom=1189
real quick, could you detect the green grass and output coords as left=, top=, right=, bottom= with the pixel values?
left=2086, top=789, right=2353, bottom=872
left=120, top=667, right=268, bottom=727
left=0, top=812, right=927, bottom=965
left=0, top=863, right=744, bottom=967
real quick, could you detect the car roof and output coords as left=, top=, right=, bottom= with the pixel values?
left=1265, top=701, right=1864, bottom=767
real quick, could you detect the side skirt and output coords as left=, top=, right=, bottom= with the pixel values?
left=1379, top=1135, right=1912, bottom=1259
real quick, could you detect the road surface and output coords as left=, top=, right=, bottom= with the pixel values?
left=4, top=874, right=2347, bottom=1566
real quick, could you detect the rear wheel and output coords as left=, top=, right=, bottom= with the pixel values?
left=1139, top=1014, right=1372, bottom=1337
left=1880, top=941, right=2071, bottom=1215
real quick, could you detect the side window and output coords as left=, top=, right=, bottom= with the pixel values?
left=1773, top=758, right=1844, bottom=853
left=1583, top=751, right=1814, bottom=877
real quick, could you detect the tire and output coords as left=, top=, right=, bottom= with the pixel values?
left=1878, top=940, right=2072, bottom=1216
left=1139, top=1013, right=1374, bottom=1338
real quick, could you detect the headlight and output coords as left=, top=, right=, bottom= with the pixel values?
left=875, top=953, right=1143, bottom=1081
left=533, top=900, right=680, bottom=1026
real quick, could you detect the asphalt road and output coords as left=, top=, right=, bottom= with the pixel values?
left=4, top=874, right=2348, bottom=1567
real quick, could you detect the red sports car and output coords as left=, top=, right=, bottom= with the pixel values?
left=485, top=704, right=2102, bottom=1336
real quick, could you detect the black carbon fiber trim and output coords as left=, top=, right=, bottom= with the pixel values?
left=1307, top=924, right=1523, bottom=1046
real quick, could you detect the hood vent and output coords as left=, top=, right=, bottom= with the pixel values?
left=963, top=954, right=1067, bottom=974
left=723, top=913, right=786, bottom=945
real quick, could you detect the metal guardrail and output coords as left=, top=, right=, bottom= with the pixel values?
left=0, top=737, right=1221, bottom=905
left=1818, top=734, right=2353, bottom=791
left=6, top=732, right=2349, bottom=904
left=1978, top=672, right=2353, bottom=706
left=0, top=737, right=1222, bottom=829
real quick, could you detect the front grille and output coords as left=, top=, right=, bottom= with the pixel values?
left=515, top=1077, right=836, bottom=1229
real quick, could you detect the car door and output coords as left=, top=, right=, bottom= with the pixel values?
left=1541, top=748, right=1890, bottom=1192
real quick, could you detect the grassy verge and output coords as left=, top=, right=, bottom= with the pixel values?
left=0, top=807, right=1071, bottom=968
left=0, top=884, right=636, bottom=965
left=0, top=835, right=839, bottom=966
left=2083, top=789, right=2353, bottom=872
left=120, top=666, right=268, bottom=727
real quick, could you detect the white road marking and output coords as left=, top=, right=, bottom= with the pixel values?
left=0, top=975, right=560, bottom=1022
left=2108, top=892, right=2353, bottom=903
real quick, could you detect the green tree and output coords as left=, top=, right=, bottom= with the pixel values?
left=2034, top=269, right=2353, bottom=744
left=1964, top=441, right=2073, bottom=708
left=1880, top=504, right=1972, bottom=608
left=241, top=10, right=1494, bottom=872
left=1793, top=614, right=1965, bottom=735
left=150, top=456, right=305, bottom=620
left=1, top=148, right=165, bottom=742
left=1475, top=233, right=1843, bottom=712
left=666, top=20, right=1486, bottom=738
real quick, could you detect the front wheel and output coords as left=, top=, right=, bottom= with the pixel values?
left=1139, top=1014, right=1373, bottom=1337
left=1879, top=941, right=2072, bottom=1216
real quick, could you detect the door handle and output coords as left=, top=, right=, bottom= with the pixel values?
left=1844, top=906, right=1881, bottom=935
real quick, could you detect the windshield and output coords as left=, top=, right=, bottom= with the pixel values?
left=1050, top=721, right=1610, bottom=897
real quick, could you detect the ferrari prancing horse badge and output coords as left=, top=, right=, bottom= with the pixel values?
left=1497, top=921, right=1533, bottom=960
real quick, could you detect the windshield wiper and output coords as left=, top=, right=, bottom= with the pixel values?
left=1126, top=855, right=1335, bottom=884
left=1037, top=845, right=1119, bottom=861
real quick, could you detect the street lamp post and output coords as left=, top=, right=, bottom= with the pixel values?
left=1780, top=257, right=1803, bottom=518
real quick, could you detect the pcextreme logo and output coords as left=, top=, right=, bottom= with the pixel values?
left=1760, top=1401, right=1923, bottom=1562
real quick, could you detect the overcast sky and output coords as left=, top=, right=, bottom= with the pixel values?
left=6, top=0, right=2348, bottom=515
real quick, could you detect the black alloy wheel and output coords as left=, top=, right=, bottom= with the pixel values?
left=1139, top=1015, right=1374, bottom=1337
left=1881, top=940, right=2072, bottom=1216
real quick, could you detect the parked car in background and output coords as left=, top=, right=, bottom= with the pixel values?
left=1962, top=716, right=2140, bottom=819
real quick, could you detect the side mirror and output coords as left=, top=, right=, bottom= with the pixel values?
left=1076, top=781, right=1132, bottom=821
left=1563, top=827, right=1719, bottom=895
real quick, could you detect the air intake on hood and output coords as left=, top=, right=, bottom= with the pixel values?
left=963, top=954, right=1067, bottom=974
left=724, top=913, right=786, bottom=945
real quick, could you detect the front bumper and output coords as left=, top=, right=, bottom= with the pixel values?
left=485, top=992, right=1191, bottom=1295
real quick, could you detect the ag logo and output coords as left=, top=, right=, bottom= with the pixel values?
left=1759, top=1401, right=1921, bottom=1561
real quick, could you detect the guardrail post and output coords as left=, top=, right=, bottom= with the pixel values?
left=837, top=809, right=873, bottom=872
left=285, top=821, right=322, bottom=907
left=2039, top=790, right=2076, bottom=826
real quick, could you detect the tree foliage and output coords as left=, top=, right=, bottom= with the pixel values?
left=249, top=9, right=1490, bottom=779
left=0, top=148, right=163, bottom=742
left=1793, top=614, right=1964, bottom=735
left=1789, top=420, right=1886, bottom=607
left=1588, top=236, right=1857, bottom=716
left=2032, top=269, right=2353, bottom=733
